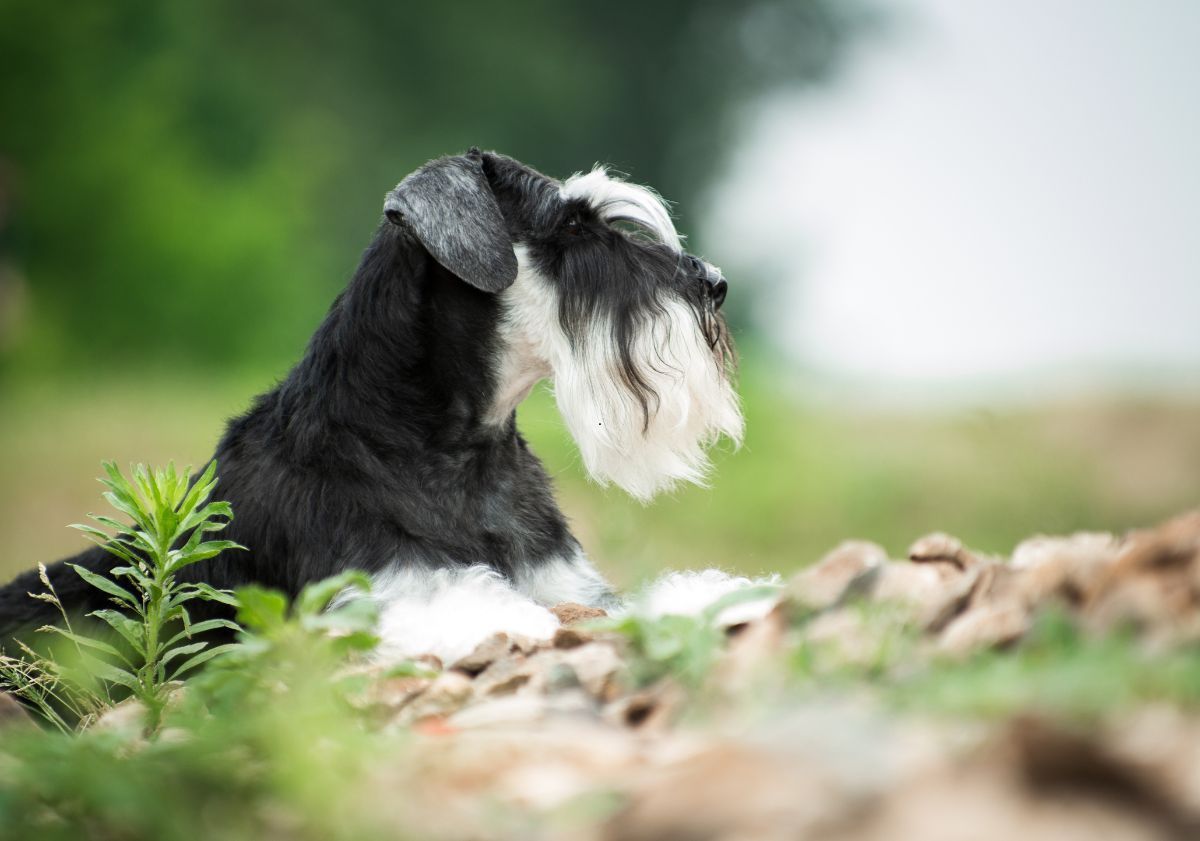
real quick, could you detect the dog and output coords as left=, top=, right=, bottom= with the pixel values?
left=0, top=149, right=748, bottom=664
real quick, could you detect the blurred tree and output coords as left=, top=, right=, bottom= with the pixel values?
left=0, top=0, right=877, bottom=376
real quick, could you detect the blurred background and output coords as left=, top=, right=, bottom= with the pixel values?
left=1, top=0, right=1197, bottom=588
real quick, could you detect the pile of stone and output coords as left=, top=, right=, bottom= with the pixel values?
left=354, top=601, right=656, bottom=732
left=777, top=508, right=1200, bottom=659
left=363, top=510, right=1200, bottom=732
left=350, top=509, right=1200, bottom=840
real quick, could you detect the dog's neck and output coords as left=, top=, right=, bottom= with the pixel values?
left=274, top=226, right=521, bottom=461
left=209, top=223, right=583, bottom=597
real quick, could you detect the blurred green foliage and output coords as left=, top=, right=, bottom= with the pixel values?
left=595, top=583, right=781, bottom=687
left=0, top=575, right=404, bottom=841
left=0, top=0, right=876, bottom=375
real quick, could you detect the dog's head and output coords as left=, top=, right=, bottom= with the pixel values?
left=384, top=149, right=743, bottom=501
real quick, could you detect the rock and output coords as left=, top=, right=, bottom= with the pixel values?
left=342, top=662, right=437, bottom=717
left=1083, top=511, right=1200, bottom=643
left=509, top=633, right=546, bottom=656
left=448, top=694, right=550, bottom=729
left=89, top=683, right=187, bottom=736
left=412, top=653, right=444, bottom=672
left=561, top=642, right=627, bottom=701
left=838, top=724, right=1176, bottom=841
left=966, top=563, right=1025, bottom=607
left=800, top=609, right=885, bottom=668
left=399, top=670, right=475, bottom=723
left=908, top=532, right=985, bottom=573
left=938, top=600, right=1031, bottom=657
left=467, top=639, right=628, bottom=701
left=605, top=681, right=687, bottom=732
left=0, top=692, right=32, bottom=729
left=1010, top=532, right=1120, bottom=607
left=544, top=662, right=583, bottom=692
left=1005, top=716, right=1200, bottom=838
left=91, top=697, right=148, bottom=734
left=552, top=602, right=608, bottom=626
left=367, top=676, right=433, bottom=711
left=787, top=541, right=888, bottom=611
left=605, top=741, right=860, bottom=841
left=928, top=568, right=998, bottom=633
left=870, top=561, right=968, bottom=629
left=544, top=687, right=599, bottom=719
left=925, top=561, right=1036, bottom=639
left=473, top=656, right=536, bottom=698
left=1105, top=705, right=1200, bottom=815
left=403, top=720, right=642, bottom=829
left=451, top=632, right=517, bottom=675
left=718, top=603, right=790, bottom=686
left=1011, top=531, right=1120, bottom=572
left=552, top=626, right=592, bottom=649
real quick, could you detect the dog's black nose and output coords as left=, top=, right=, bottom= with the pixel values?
left=709, top=276, right=727, bottom=310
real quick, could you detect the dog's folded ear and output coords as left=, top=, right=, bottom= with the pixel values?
left=384, top=153, right=519, bottom=293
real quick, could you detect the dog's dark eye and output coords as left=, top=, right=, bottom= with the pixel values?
left=564, top=216, right=582, bottom=235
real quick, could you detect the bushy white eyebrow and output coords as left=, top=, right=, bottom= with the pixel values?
left=560, top=167, right=682, bottom=252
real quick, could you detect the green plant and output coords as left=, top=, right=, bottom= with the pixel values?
left=234, top=570, right=380, bottom=658
left=596, top=584, right=779, bottom=687
left=0, top=564, right=114, bottom=732
left=0, top=571, right=391, bottom=841
left=189, top=571, right=380, bottom=713
left=42, top=460, right=245, bottom=730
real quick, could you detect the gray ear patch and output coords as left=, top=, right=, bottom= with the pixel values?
left=384, top=155, right=519, bottom=293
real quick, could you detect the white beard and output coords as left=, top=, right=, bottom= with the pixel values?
left=498, top=245, right=743, bottom=502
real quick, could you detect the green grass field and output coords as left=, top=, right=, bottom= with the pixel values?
left=3, top=364, right=1197, bottom=586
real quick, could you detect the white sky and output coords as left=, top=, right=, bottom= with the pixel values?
left=706, top=0, right=1200, bottom=394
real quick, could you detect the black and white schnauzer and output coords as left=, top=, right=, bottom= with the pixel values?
left=0, top=149, right=756, bottom=664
